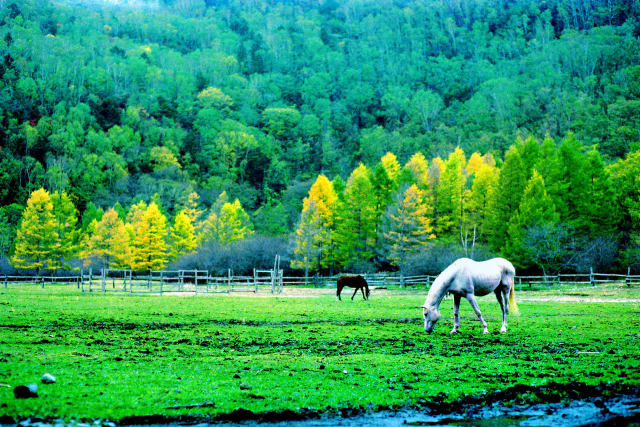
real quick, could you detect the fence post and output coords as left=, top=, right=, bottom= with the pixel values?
left=626, top=266, right=631, bottom=287
left=590, top=267, right=594, bottom=286
left=4, top=275, right=7, bottom=288
left=228, top=269, right=232, bottom=293
left=400, top=274, right=405, bottom=288
left=41, top=276, right=44, bottom=289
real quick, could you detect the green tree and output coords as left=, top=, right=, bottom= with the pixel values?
left=504, top=171, right=558, bottom=269
left=487, top=145, right=528, bottom=252
left=333, top=164, right=377, bottom=268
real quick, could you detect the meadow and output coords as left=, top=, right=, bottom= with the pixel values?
left=0, top=283, right=639, bottom=424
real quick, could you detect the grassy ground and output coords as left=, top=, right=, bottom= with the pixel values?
left=0, top=283, right=639, bottom=423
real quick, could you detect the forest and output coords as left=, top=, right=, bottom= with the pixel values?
left=1, top=0, right=640, bottom=275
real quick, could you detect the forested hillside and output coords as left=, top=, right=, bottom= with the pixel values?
left=1, top=0, right=640, bottom=274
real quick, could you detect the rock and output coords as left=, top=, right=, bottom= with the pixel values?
left=239, top=382, right=251, bottom=390
left=13, top=384, right=38, bottom=399
left=41, top=373, right=56, bottom=384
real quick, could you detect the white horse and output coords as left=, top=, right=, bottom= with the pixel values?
left=421, top=258, right=519, bottom=334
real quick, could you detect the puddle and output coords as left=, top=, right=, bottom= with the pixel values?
left=12, top=394, right=640, bottom=427
left=226, top=395, right=640, bottom=427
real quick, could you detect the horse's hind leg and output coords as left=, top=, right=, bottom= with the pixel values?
left=337, top=287, right=342, bottom=301
left=466, top=294, right=489, bottom=334
left=494, top=288, right=508, bottom=333
left=451, top=294, right=461, bottom=334
left=351, top=287, right=358, bottom=300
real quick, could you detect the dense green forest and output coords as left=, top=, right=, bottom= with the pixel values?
left=1, top=0, right=640, bottom=274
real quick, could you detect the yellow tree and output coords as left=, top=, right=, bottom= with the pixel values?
left=82, top=208, right=129, bottom=268
left=305, top=174, right=338, bottom=269
left=51, top=191, right=80, bottom=270
left=380, top=152, right=401, bottom=184
left=217, top=199, right=254, bottom=244
left=466, top=152, right=484, bottom=176
left=198, top=194, right=253, bottom=246
left=403, top=152, right=429, bottom=190
left=434, top=147, right=467, bottom=238
left=291, top=198, right=324, bottom=276
left=182, top=192, right=204, bottom=227
left=168, top=211, right=197, bottom=261
left=468, top=161, right=499, bottom=242
left=381, top=185, right=435, bottom=269
left=11, top=188, right=58, bottom=274
left=128, top=201, right=168, bottom=271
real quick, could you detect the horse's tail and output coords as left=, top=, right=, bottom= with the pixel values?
left=508, top=284, right=519, bottom=315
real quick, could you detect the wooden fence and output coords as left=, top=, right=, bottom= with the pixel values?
left=2, top=267, right=640, bottom=293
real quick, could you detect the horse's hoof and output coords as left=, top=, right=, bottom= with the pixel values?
left=500, top=328, right=507, bottom=334
left=483, top=329, right=489, bottom=334
left=450, top=329, right=458, bottom=334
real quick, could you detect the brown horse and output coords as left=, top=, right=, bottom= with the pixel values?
left=337, top=275, right=370, bottom=301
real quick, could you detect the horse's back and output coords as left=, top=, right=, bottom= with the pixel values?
left=455, top=258, right=514, bottom=295
left=337, top=275, right=367, bottom=288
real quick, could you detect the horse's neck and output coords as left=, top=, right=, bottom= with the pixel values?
left=425, top=276, right=450, bottom=309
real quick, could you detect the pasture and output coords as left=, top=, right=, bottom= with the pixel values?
left=1, top=283, right=639, bottom=424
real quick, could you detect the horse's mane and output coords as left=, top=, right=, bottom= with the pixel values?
left=425, top=258, right=470, bottom=304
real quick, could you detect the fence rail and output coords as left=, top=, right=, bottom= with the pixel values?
left=2, top=268, right=640, bottom=292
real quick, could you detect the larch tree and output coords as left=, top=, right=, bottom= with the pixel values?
left=468, top=161, right=499, bottom=242
left=486, top=145, right=528, bottom=252
left=608, top=151, right=640, bottom=267
left=381, top=184, right=435, bottom=270
left=333, top=164, right=378, bottom=268
left=128, top=201, right=168, bottom=271
left=403, top=152, right=429, bottom=190
left=504, top=170, right=558, bottom=270
left=82, top=208, right=129, bottom=268
left=291, top=198, right=324, bottom=276
left=380, top=152, right=401, bottom=184
left=217, top=199, right=254, bottom=244
left=434, top=147, right=467, bottom=239
left=182, top=192, right=204, bottom=229
left=50, top=191, right=79, bottom=270
left=544, top=133, right=589, bottom=231
left=11, top=188, right=58, bottom=274
left=305, top=174, right=338, bottom=270
left=168, top=210, right=197, bottom=262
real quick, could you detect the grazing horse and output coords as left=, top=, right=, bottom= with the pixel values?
left=421, top=258, right=518, bottom=334
left=337, top=275, right=370, bottom=301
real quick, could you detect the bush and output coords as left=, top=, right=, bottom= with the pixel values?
left=401, top=241, right=494, bottom=275
left=171, top=235, right=293, bottom=275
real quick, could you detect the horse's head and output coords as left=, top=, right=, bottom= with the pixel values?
left=421, top=305, right=441, bottom=333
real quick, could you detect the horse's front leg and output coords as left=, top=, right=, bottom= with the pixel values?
left=337, top=287, right=342, bottom=301
left=451, top=294, right=461, bottom=334
left=360, top=286, right=367, bottom=300
left=466, top=294, right=489, bottom=334
left=494, top=288, right=508, bottom=333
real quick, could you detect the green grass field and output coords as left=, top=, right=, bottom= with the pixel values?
left=1, top=284, right=639, bottom=423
